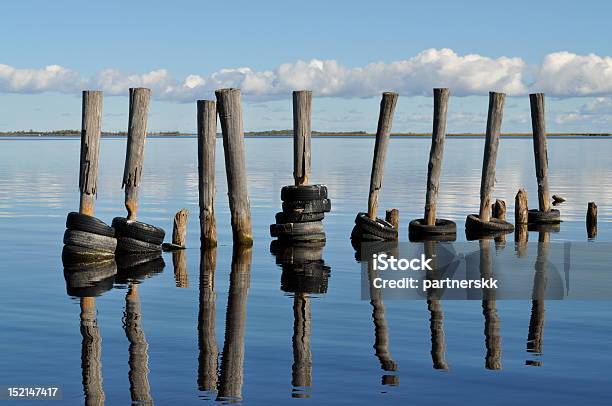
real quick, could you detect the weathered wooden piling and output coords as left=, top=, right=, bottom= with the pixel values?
left=479, top=93, right=505, bottom=222
left=529, top=93, right=551, bottom=213
left=587, top=202, right=597, bottom=238
left=122, top=88, right=151, bottom=220
left=492, top=199, right=506, bottom=221
left=385, top=209, right=399, bottom=229
left=79, top=91, right=103, bottom=216
left=293, top=90, right=312, bottom=186
left=515, top=189, right=529, bottom=225
left=367, top=92, right=399, bottom=220
left=424, top=88, right=450, bottom=225
left=198, top=100, right=217, bottom=247
left=172, top=209, right=189, bottom=248
left=215, top=89, right=253, bottom=246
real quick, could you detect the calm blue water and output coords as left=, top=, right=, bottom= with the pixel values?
left=0, top=136, right=610, bottom=405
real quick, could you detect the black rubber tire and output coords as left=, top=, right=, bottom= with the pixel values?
left=270, top=221, right=325, bottom=238
left=354, top=212, right=398, bottom=240
left=528, top=209, right=561, bottom=224
left=350, top=225, right=385, bottom=241
left=63, top=229, right=117, bottom=253
left=112, top=217, right=166, bottom=245
left=275, top=211, right=324, bottom=224
left=408, top=218, right=456, bottom=237
left=282, top=198, right=331, bottom=214
left=281, top=184, right=328, bottom=201
left=66, top=212, right=115, bottom=237
left=62, top=244, right=115, bottom=264
left=270, top=239, right=326, bottom=255
left=117, top=236, right=162, bottom=253
left=465, top=214, right=515, bottom=232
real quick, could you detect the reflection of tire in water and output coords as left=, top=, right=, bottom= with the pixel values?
left=64, top=259, right=117, bottom=298
left=115, top=253, right=165, bottom=285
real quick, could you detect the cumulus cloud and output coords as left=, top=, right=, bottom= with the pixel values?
left=1, top=49, right=612, bottom=102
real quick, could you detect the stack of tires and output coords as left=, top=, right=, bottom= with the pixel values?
left=63, top=212, right=117, bottom=263
left=270, top=184, right=330, bottom=243
left=350, top=212, right=398, bottom=243
left=270, top=240, right=331, bottom=295
left=112, top=217, right=165, bottom=254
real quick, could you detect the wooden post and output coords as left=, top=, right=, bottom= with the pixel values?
left=515, top=189, right=528, bottom=225
left=587, top=202, right=597, bottom=238
left=385, top=209, right=399, bottom=229
left=367, top=92, right=399, bottom=220
left=293, top=90, right=312, bottom=186
left=424, top=88, right=450, bottom=225
left=122, top=88, right=151, bottom=220
left=215, top=88, right=253, bottom=246
left=478, top=92, right=505, bottom=222
left=492, top=199, right=506, bottom=220
left=172, top=209, right=189, bottom=248
left=198, top=100, right=217, bottom=247
left=530, top=93, right=551, bottom=213
left=79, top=91, right=103, bottom=216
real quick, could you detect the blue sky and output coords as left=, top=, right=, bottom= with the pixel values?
left=1, top=0, right=611, bottom=133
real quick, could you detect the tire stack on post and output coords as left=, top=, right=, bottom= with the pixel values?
left=409, top=88, right=456, bottom=242
left=112, top=88, right=166, bottom=254
left=270, top=90, right=330, bottom=245
left=350, top=92, right=399, bottom=246
left=465, top=92, right=514, bottom=240
left=63, top=90, right=118, bottom=263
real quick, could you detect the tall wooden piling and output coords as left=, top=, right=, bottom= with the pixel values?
left=587, top=202, right=597, bottom=238
left=424, top=88, right=450, bottom=225
left=478, top=92, right=505, bottom=222
left=367, top=92, right=399, bottom=220
left=215, top=89, right=253, bottom=246
left=79, top=91, right=103, bottom=216
left=530, top=93, right=552, bottom=213
left=293, top=90, right=312, bottom=186
left=198, top=100, right=217, bottom=247
left=122, top=88, right=151, bottom=220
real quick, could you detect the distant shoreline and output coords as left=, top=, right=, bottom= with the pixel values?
left=0, top=130, right=610, bottom=138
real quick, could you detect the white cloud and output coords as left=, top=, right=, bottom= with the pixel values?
left=1, top=49, right=612, bottom=102
left=532, top=52, right=612, bottom=96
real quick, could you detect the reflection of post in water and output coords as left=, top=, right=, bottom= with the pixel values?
left=291, top=293, right=312, bottom=397
left=526, top=231, right=549, bottom=366
left=123, top=284, right=153, bottom=405
left=173, top=250, right=189, bottom=288
left=80, top=297, right=105, bottom=406
left=479, top=240, right=502, bottom=370
left=424, top=241, right=449, bottom=371
left=367, top=247, right=399, bottom=385
left=198, top=247, right=218, bottom=394
left=217, top=246, right=252, bottom=402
